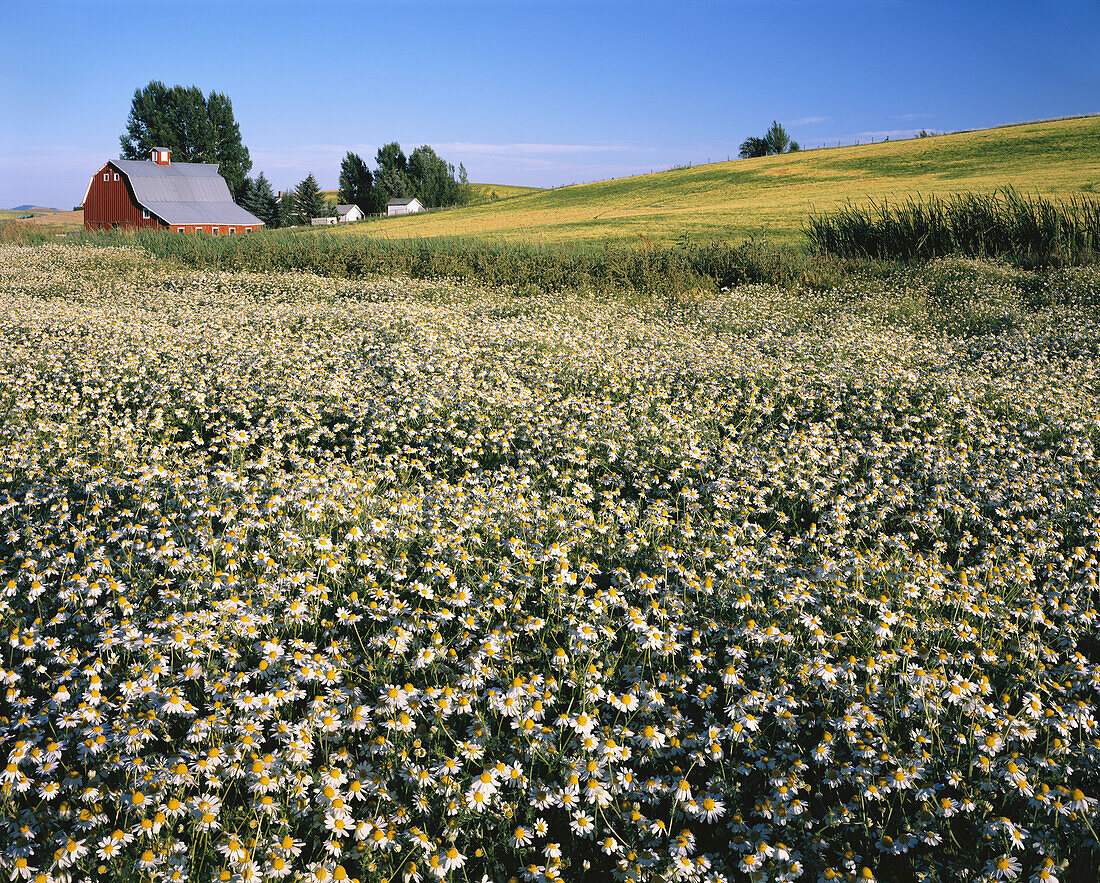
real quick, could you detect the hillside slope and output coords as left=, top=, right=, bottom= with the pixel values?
left=334, top=116, right=1100, bottom=246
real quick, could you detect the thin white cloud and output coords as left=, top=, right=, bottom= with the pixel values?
left=433, top=141, right=651, bottom=157
left=788, top=116, right=827, bottom=126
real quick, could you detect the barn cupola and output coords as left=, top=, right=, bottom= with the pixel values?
left=151, top=147, right=171, bottom=166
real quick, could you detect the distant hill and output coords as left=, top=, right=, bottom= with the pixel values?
left=9, top=205, right=59, bottom=212
left=328, top=115, right=1100, bottom=247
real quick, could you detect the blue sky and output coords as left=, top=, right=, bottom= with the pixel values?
left=2, top=0, right=1098, bottom=208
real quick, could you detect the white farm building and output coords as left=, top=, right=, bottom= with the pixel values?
left=310, top=205, right=365, bottom=226
left=386, top=197, right=425, bottom=216
left=336, top=204, right=364, bottom=223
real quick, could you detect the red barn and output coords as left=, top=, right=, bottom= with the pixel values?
left=84, top=148, right=263, bottom=233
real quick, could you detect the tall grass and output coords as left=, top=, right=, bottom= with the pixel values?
left=0, top=220, right=62, bottom=246
left=805, top=188, right=1100, bottom=267
left=65, top=226, right=843, bottom=294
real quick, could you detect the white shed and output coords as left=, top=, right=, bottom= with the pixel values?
left=336, top=204, right=364, bottom=223
left=310, top=216, right=337, bottom=226
left=386, top=197, right=425, bottom=216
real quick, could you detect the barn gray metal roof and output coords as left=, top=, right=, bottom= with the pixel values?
left=111, top=160, right=263, bottom=226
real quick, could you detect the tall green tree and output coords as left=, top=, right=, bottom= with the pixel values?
left=375, top=142, right=411, bottom=201
left=277, top=191, right=296, bottom=228
left=120, top=81, right=253, bottom=201
left=243, top=172, right=279, bottom=228
left=205, top=91, right=252, bottom=199
left=338, top=152, right=375, bottom=215
left=763, top=120, right=792, bottom=156
left=407, top=145, right=471, bottom=208
left=293, top=173, right=325, bottom=225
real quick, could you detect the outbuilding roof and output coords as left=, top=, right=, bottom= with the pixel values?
left=386, top=197, right=420, bottom=206
left=87, top=160, right=263, bottom=227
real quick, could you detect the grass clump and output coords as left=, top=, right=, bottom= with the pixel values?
left=805, top=188, right=1100, bottom=268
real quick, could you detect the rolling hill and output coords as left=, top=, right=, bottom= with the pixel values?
left=331, top=115, right=1100, bottom=247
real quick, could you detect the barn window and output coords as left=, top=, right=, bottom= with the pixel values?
left=212, top=227, right=220, bottom=235
left=103, top=173, right=109, bottom=181
left=228, top=228, right=235, bottom=235
left=177, top=228, right=185, bottom=233
left=142, top=209, right=149, bottom=219
left=114, top=173, right=119, bottom=181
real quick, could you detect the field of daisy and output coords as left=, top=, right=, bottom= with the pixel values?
left=2, top=242, right=1100, bottom=883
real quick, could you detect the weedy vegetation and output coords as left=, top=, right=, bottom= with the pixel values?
left=2, top=240, right=1100, bottom=883
left=805, top=189, right=1100, bottom=269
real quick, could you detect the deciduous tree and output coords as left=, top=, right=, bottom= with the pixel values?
left=407, top=145, right=455, bottom=208
left=738, top=136, right=769, bottom=159
left=206, top=91, right=252, bottom=199
left=374, top=142, right=411, bottom=202
left=120, top=81, right=253, bottom=201
left=338, top=152, right=375, bottom=215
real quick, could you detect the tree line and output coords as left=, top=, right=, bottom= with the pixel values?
left=237, top=143, right=472, bottom=228
left=120, top=81, right=471, bottom=229
left=336, top=143, right=471, bottom=217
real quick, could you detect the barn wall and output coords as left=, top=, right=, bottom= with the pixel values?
left=84, top=164, right=164, bottom=231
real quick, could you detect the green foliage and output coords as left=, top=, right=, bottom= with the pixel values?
left=804, top=188, right=1100, bottom=267
left=243, top=172, right=279, bottom=228
left=293, top=174, right=326, bottom=225
left=764, top=119, right=792, bottom=155
left=120, top=80, right=253, bottom=201
left=205, top=90, right=251, bottom=199
left=374, top=142, right=411, bottom=203
left=738, top=136, right=770, bottom=159
left=338, top=152, right=375, bottom=215
left=740, top=121, right=796, bottom=158
left=407, top=145, right=469, bottom=208
left=67, top=226, right=862, bottom=296
left=277, top=191, right=297, bottom=229
left=364, top=142, right=471, bottom=211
